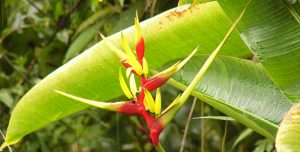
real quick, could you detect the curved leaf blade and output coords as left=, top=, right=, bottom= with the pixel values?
left=169, top=55, right=292, bottom=139
left=218, top=0, right=300, bottom=102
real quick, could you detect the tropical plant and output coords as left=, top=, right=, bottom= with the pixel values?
left=1, top=0, right=300, bottom=151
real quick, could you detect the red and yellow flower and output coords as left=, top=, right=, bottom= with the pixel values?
left=55, top=14, right=198, bottom=148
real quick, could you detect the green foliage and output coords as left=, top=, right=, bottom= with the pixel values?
left=170, top=56, right=292, bottom=139
left=1, top=0, right=300, bottom=151
left=218, top=0, right=300, bottom=102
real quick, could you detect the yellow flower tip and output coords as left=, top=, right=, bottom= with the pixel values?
left=144, top=89, right=155, bottom=113
left=129, top=74, right=138, bottom=98
left=135, top=11, right=139, bottom=21
left=156, top=61, right=180, bottom=79
left=178, top=46, right=199, bottom=70
left=134, top=13, right=142, bottom=44
left=121, top=32, right=135, bottom=58
left=143, top=97, right=150, bottom=111
left=100, top=32, right=128, bottom=61
left=119, top=68, right=133, bottom=99
left=125, top=59, right=143, bottom=76
left=99, top=32, right=106, bottom=39
left=126, top=67, right=132, bottom=78
left=142, top=57, right=149, bottom=75
left=155, top=88, right=161, bottom=115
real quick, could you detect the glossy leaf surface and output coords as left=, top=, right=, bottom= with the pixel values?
left=169, top=56, right=292, bottom=139
left=217, top=0, right=300, bottom=102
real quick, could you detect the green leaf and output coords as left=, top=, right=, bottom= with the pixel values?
left=2, top=2, right=251, bottom=147
left=168, top=55, right=292, bottom=139
left=73, top=7, right=115, bottom=38
left=192, top=116, right=235, bottom=121
left=232, top=128, right=253, bottom=149
left=276, top=103, right=300, bottom=152
left=0, top=89, right=14, bottom=108
left=63, top=20, right=107, bottom=62
left=178, top=0, right=193, bottom=6
left=218, top=0, right=300, bottom=102
left=110, top=0, right=146, bottom=34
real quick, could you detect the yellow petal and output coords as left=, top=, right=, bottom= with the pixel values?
left=144, top=89, right=155, bottom=113
left=129, top=74, right=137, bottom=97
left=126, top=67, right=132, bottom=78
left=155, top=88, right=161, bottom=115
left=153, top=61, right=180, bottom=79
left=134, top=12, right=142, bottom=45
left=142, top=57, right=149, bottom=75
left=125, top=59, right=143, bottom=75
left=119, top=68, right=133, bottom=99
left=144, top=97, right=150, bottom=111
left=121, top=32, right=135, bottom=58
left=100, top=33, right=127, bottom=60
left=151, top=47, right=199, bottom=81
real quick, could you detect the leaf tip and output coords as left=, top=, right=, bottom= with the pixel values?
left=99, top=32, right=106, bottom=40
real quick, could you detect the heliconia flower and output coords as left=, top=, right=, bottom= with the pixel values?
left=100, top=33, right=128, bottom=61
left=125, top=58, right=143, bottom=76
left=143, top=95, right=150, bottom=111
left=143, top=88, right=161, bottom=116
left=142, top=57, right=149, bottom=75
left=55, top=13, right=201, bottom=150
left=101, top=33, right=142, bottom=76
left=126, top=67, right=132, bottom=78
left=143, top=61, right=179, bottom=91
left=134, top=13, right=144, bottom=63
left=143, top=47, right=199, bottom=91
left=121, top=32, right=135, bottom=59
left=144, top=89, right=155, bottom=113
left=119, top=68, right=133, bottom=99
left=53, top=90, right=143, bottom=114
left=154, top=88, right=161, bottom=115
left=129, top=74, right=138, bottom=98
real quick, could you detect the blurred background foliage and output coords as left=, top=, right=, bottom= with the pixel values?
left=0, top=0, right=275, bottom=151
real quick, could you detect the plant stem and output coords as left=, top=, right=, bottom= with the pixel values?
left=179, top=97, right=197, bottom=152
left=201, top=101, right=205, bottom=152
left=156, top=143, right=166, bottom=152
left=0, top=130, right=12, bottom=152
left=221, top=121, right=228, bottom=152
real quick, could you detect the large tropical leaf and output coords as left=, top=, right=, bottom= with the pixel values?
left=168, top=55, right=292, bottom=139
left=217, top=0, right=300, bottom=102
left=1, top=2, right=251, bottom=147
